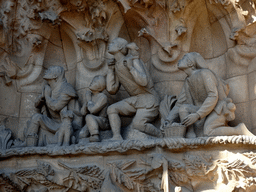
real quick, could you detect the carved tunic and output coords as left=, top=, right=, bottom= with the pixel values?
left=107, top=56, right=159, bottom=109
left=176, top=69, right=228, bottom=119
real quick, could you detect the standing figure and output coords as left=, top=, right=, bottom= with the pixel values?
left=24, top=66, right=77, bottom=146
left=164, top=52, right=254, bottom=137
left=106, top=38, right=162, bottom=141
left=79, top=75, right=109, bottom=142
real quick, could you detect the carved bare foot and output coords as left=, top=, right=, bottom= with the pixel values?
left=236, top=123, right=255, bottom=136
left=89, top=135, right=100, bottom=142
left=108, top=135, right=123, bottom=141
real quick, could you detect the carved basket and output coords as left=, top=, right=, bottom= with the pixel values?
left=164, top=124, right=186, bottom=138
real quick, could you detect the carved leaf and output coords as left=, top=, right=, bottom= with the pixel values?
left=216, top=159, right=254, bottom=184
left=58, top=161, right=105, bottom=191
left=159, top=95, right=177, bottom=124
left=184, top=155, right=213, bottom=177
left=108, top=159, right=150, bottom=191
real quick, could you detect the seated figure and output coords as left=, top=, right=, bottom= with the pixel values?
left=106, top=38, right=162, bottom=140
left=164, top=52, right=254, bottom=137
left=78, top=75, right=109, bottom=142
left=24, top=66, right=77, bottom=147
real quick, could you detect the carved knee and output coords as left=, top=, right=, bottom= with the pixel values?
left=132, top=119, right=146, bottom=132
left=107, top=104, right=118, bottom=115
left=86, top=114, right=99, bottom=135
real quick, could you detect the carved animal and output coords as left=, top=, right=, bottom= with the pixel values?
left=57, top=109, right=74, bottom=146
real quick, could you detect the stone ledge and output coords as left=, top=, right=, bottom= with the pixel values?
left=1, top=135, right=256, bottom=158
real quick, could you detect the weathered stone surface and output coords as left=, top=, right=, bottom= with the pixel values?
left=1, top=0, right=256, bottom=191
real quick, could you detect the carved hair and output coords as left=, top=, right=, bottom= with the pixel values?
left=91, top=75, right=106, bottom=92
left=113, top=37, right=128, bottom=55
left=43, top=66, right=65, bottom=80
left=185, top=52, right=208, bottom=69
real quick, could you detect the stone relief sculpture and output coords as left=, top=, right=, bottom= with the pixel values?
left=24, top=66, right=77, bottom=147
left=1, top=0, right=256, bottom=191
left=163, top=52, right=254, bottom=138
left=78, top=75, right=110, bottom=142
left=106, top=38, right=162, bottom=140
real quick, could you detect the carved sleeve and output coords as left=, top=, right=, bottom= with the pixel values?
left=45, top=94, right=72, bottom=112
left=129, top=59, right=148, bottom=86
left=88, top=93, right=108, bottom=114
left=106, top=68, right=120, bottom=95
left=196, top=70, right=218, bottom=119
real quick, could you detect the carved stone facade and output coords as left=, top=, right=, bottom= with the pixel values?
left=1, top=0, right=256, bottom=191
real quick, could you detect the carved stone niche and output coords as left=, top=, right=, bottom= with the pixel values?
left=2, top=0, right=256, bottom=191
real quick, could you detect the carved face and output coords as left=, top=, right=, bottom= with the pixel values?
left=177, top=55, right=192, bottom=70
left=89, top=76, right=105, bottom=92
left=108, top=39, right=121, bottom=55
left=108, top=38, right=128, bottom=55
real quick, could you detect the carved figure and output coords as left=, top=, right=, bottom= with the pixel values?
left=204, top=98, right=254, bottom=136
left=164, top=52, right=254, bottom=137
left=56, top=108, right=74, bottom=146
left=106, top=38, right=162, bottom=140
left=79, top=75, right=109, bottom=142
left=24, top=66, right=77, bottom=147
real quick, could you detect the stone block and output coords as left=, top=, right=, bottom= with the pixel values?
left=49, top=26, right=63, bottom=48
left=248, top=57, right=256, bottom=73
left=65, top=68, right=76, bottom=87
left=217, top=17, right=236, bottom=49
left=248, top=70, right=256, bottom=101
left=0, top=80, right=21, bottom=117
left=76, top=61, right=108, bottom=90
left=227, top=75, right=249, bottom=104
left=19, top=93, right=40, bottom=118
left=60, top=28, right=77, bottom=71
left=250, top=100, right=256, bottom=134
left=43, top=42, right=67, bottom=70
left=226, top=52, right=248, bottom=78
left=206, top=54, right=226, bottom=79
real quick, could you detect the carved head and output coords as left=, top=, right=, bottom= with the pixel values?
left=127, top=42, right=139, bottom=57
left=89, top=75, right=106, bottom=92
left=178, top=52, right=208, bottom=70
left=43, top=66, right=66, bottom=86
left=108, top=38, right=128, bottom=55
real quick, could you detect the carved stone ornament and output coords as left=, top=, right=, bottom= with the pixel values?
left=1, top=0, right=256, bottom=191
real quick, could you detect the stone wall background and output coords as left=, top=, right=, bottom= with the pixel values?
left=0, top=0, right=256, bottom=140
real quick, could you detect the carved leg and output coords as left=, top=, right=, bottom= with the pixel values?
left=86, top=114, right=100, bottom=142
left=132, top=108, right=162, bottom=138
left=63, top=126, right=72, bottom=146
left=107, top=101, right=136, bottom=141
left=108, top=113, right=123, bottom=141
left=25, top=113, right=43, bottom=147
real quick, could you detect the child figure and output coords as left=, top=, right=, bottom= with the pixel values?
left=79, top=75, right=109, bottom=142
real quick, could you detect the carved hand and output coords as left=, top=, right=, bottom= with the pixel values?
left=107, top=58, right=115, bottom=67
left=182, top=113, right=200, bottom=127
left=87, top=101, right=94, bottom=113
left=85, top=90, right=92, bottom=102
left=44, top=84, right=52, bottom=97
left=80, top=103, right=88, bottom=116
left=123, top=59, right=133, bottom=70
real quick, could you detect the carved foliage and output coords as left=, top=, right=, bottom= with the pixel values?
left=108, top=159, right=159, bottom=192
